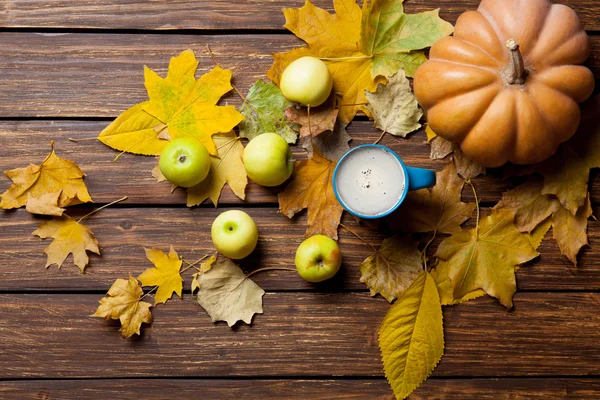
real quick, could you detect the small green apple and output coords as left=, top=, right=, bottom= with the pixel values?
left=211, top=210, right=259, bottom=259
left=243, top=133, right=293, bottom=187
left=280, top=56, right=333, bottom=107
left=295, top=235, right=342, bottom=283
left=159, top=137, right=211, bottom=188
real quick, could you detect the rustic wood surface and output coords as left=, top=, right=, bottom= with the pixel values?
left=0, top=0, right=599, bottom=398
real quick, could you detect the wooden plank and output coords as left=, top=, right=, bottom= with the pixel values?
left=0, top=292, right=599, bottom=378
left=1, top=378, right=599, bottom=399
left=0, top=32, right=598, bottom=118
left=0, top=120, right=517, bottom=206
left=1, top=0, right=599, bottom=31
left=0, top=207, right=598, bottom=291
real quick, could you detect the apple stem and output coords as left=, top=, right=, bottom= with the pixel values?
left=76, top=196, right=128, bottom=223
left=339, top=223, right=378, bottom=253
left=178, top=154, right=187, bottom=163
left=205, top=44, right=249, bottom=105
left=245, top=267, right=297, bottom=279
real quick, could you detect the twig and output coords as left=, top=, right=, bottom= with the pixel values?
left=77, top=196, right=128, bottom=223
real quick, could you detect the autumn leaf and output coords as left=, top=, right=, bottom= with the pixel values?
left=304, top=120, right=352, bottom=162
left=435, top=210, right=539, bottom=308
left=93, top=276, right=153, bottom=339
left=365, top=69, right=422, bottom=138
left=1, top=142, right=92, bottom=211
left=137, top=246, right=183, bottom=305
left=379, top=271, right=444, bottom=400
left=359, top=235, right=422, bottom=303
left=430, top=260, right=485, bottom=306
left=26, top=191, right=65, bottom=216
left=515, top=96, right=600, bottom=215
left=33, top=215, right=100, bottom=272
left=195, top=257, right=265, bottom=327
left=425, top=125, right=437, bottom=142
left=387, top=163, right=475, bottom=234
left=186, top=133, right=247, bottom=207
left=238, top=79, right=299, bottom=144
left=429, top=136, right=454, bottom=160
left=494, top=177, right=560, bottom=233
left=151, top=162, right=177, bottom=193
left=429, top=135, right=485, bottom=180
left=279, top=152, right=343, bottom=239
left=99, top=50, right=243, bottom=156
left=268, top=0, right=453, bottom=124
left=553, top=197, right=592, bottom=266
left=285, top=94, right=338, bottom=139
left=527, top=217, right=552, bottom=251
left=191, top=254, right=217, bottom=294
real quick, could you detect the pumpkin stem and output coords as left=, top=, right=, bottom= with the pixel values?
left=503, top=38, right=527, bottom=85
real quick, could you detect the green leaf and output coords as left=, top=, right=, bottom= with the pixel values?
left=361, top=1, right=453, bottom=78
left=379, top=271, right=444, bottom=399
left=238, top=79, right=299, bottom=144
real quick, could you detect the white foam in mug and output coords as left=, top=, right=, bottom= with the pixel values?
left=333, top=145, right=436, bottom=218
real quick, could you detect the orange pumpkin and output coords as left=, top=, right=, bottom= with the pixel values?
left=413, top=0, right=595, bottom=167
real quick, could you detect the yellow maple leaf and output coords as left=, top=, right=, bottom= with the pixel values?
left=435, top=210, right=539, bottom=308
left=430, top=260, right=485, bottom=306
left=99, top=50, right=244, bottom=156
left=191, top=254, right=217, bottom=294
left=93, top=276, right=153, bottom=339
left=278, top=152, right=343, bottom=240
left=137, top=246, right=183, bottom=305
left=268, top=0, right=453, bottom=124
left=186, top=133, right=247, bottom=206
left=379, top=271, right=444, bottom=399
left=0, top=142, right=92, bottom=211
left=33, top=215, right=100, bottom=272
left=26, top=191, right=65, bottom=216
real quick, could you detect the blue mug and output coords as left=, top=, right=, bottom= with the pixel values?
left=332, top=144, right=436, bottom=219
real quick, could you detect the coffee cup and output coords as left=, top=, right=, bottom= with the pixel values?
left=332, top=144, right=436, bottom=219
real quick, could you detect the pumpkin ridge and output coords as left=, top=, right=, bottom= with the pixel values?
left=431, top=37, right=502, bottom=68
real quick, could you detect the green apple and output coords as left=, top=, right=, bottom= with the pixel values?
left=280, top=56, right=333, bottom=107
left=159, top=137, right=211, bottom=188
left=295, top=235, right=342, bottom=283
left=211, top=210, right=259, bottom=259
left=243, top=133, right=293, bottom=187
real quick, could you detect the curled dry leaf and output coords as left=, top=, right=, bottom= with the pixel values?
left=93, top=276, right=153, bottom=339
left=33, top=215, right=100, bottom=272
left=137, top=246, right=183, bottom=305
left=186, top=132, right=248, bottom=207
left=0, top=141, right=92, bottom=212
left=365, top=69, right=422, bottom=138
left=285, top=94, right=338, bottom=139
left=195, top=257, right=265, bottom=327
left=387, top=163, right=475, bottom=234
left=268, top=0, right=453, bottom=124
left=552, top=196, right=593, bottom=266
left=435, top=210, right=539, bottom=309
left=238, top=79, right=299, bottom=144
left=379, top=271, right=444, bottom=400
left=359, top=235, right=422, bottom=303
left=98, top=50, right=243, bottom=156
left=305, top=120, right=352, bottom=162
left=278, top=152, right=343, bottom=239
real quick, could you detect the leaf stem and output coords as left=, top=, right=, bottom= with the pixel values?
left=339, top=223, right=378, bottom=253
left=335, top=102, right=368, bottom=108
left=466, top=180, right=480, bottom=239
left=140, top=285, right=158, bottom=301
left=68, top=137, right=99, bottom=142
left=205, top=44, right=248, bottom=104
left=77, top=196, right=128, bottom=223
left=319, top=55, right=372, bottom=61
left=245, top=267, right=297, bottom=279
left=180, top=255, right=210, bottom=274
left=307, top=104, right=311, bottom=138
left=373, top=130, right=386, bottom=145
left=421, top=230, right=437, bottom=271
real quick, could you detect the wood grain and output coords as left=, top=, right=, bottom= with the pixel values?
left=1, top=0, right=599, bottom=31
left=0, top=292, right=599, bottom=378
left=0, top=207, right=598, bottom=291
left=0, top=32, right=598, bottom=118
left=1, top=378, right=599, bottom=399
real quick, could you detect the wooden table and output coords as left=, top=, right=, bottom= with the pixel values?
left=1, top=1, right=599, bottom=398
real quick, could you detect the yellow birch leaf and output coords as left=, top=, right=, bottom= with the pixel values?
left=186, top=133, right=247, bottom=207
left=93, top=276, right=153, bottom=339
left=137, top=246, right=183, bottom=305
left=552, top=197, right=593, bottom=266
left=33, top=215, right=100, bottom=272
left=435, top=210, right=539, bottom=308
left=359, top=235, right=422, bottom=303
left=1, top=142, right=92, bottom=210
left=26, top=191, right=65, bottom=216
left=379, top=271, right=444, bottom=400
left=278, top=151, right=343, bottom=239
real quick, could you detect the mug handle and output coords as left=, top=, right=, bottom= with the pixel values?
left=406, top=167, right=436, bottom=191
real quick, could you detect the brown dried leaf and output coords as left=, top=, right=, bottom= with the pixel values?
left=285, top=95, right=338, bottom=139
left=552, top=196, right=592, bottom=266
